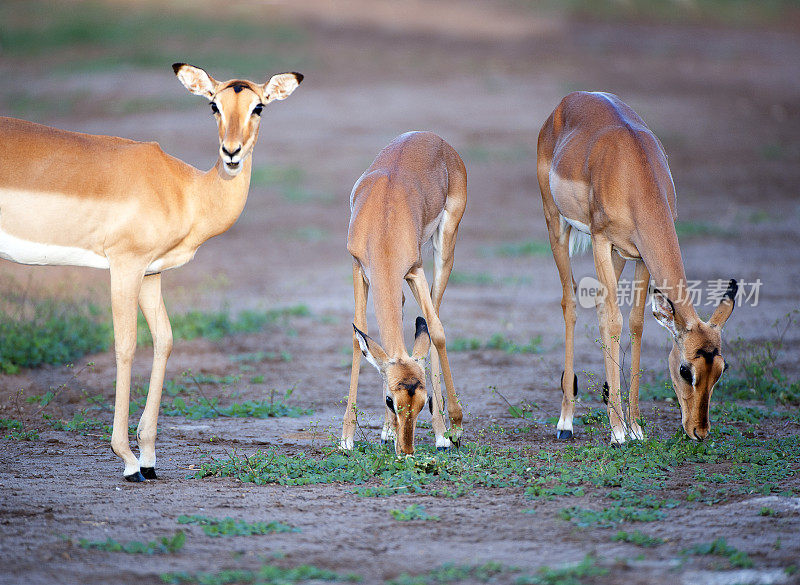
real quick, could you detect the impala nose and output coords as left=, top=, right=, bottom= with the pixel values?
left=221, top=145, right=241, bottom=159
left=692, top=427, right=708, bottom=441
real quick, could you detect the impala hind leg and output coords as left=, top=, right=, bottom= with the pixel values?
left=407, top=266, right=462, bottom=446
left=627, top=261, right=650, bottom=440
left=109, top=264, right=146, bottom=481
left=341, top=261, right=369, bottom=451
left=592, top=237, right=626, bottom=445
left=136, top=273, right=173, bottom=479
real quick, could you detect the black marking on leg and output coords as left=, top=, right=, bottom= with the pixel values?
left=602, top=382, right=609, bottom=405
left=140, top=467, right=158, bottom=480
left=124, top=471, right=146, bottom=483
left=560, top=371, right=579, bottom=398
left=451, top=438, right=461, bottom=449
left=556, top=429, right=573, bottom=440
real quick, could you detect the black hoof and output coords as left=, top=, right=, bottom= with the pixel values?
left=140, top=467, right=158, bottom=480
left=124, top=471, right=146, bottom=483
left=381, top=439, right=392, bottom=446
left=556, top=429, right=573, bottom=440
left=451, top=439, right=461, bottom=449
left=437, top=446, right=449, bottom=452
left=602, top=382, right=609, bottom=405
left=610, top=442, right=623, bottom=449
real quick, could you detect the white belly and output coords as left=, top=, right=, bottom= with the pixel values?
left=0, top=224, right=109, bottom=269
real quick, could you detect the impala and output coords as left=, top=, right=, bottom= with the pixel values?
left=536, top=91, right=736, bottom=444
left=342, top=131, right=467, bottom=455
left=0, top=63, right=302, bottom=481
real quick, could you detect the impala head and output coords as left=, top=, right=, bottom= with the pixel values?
left=652, top=280, right=737, bottom=441
left=173, top=63, right=302, bottom=176
left=354, top=317, right=432, bottom=456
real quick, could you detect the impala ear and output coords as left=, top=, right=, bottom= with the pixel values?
left=353, top=324, right=388, bottom=371
left=264, top=72, right=303, bottom=102
left=651, top=288, right=683, bottom=337
left=709, top=279, right=737, bottom=328
left=411, top=316, right=431, bottom=361
left=173, top=63, right=218, bottom=99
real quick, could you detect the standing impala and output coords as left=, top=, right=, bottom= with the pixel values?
left=0, top=64, right=302, bottom=481
left=342, top=131, right=467, bottom=455
left=537, top=91, right=736, bottom=444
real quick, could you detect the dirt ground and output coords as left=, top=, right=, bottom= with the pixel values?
left=1, top=1, right=800, bottom=584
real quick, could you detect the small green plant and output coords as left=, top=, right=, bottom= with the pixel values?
left=559, top=504, right=667, bottom=528
left=79, top=531, right=185, bottom=554
left=760, top=506, right=779, bottom=517
left=682, top=537, right=754, bottom=568
left=390, top=504, right=440, bottom=522
left=162, top=388, right=311, bottom=420
left=177, top=515, right=297, bottom=537
left=0, top=418, right=39, bottom=440
left=613, top=530, right=664, bottom=547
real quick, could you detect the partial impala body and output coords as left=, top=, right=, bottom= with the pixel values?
left=0, top=64, right=302, bottom=480
left=342, top=131, right=466, bottom=455
left=536, top=91, right=736, bottom=444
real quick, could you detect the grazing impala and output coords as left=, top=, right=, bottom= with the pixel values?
left=536, top=91, right=736, bottom=444
left=0, top=64, right=302, bottom=481
left=342, top=131, right=467, bottom=455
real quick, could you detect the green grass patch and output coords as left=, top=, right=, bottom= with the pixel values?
left=675, top=221, right=731, bottom=240
left=448, top=334, right=542, bottom=354
left=0, top=298, right=111, bottom=374
left=390, top=504, right=439, bottom=522
left=250, top=165, right=333, bottom=203
left=0, top=418, right=39, bottom=440
left=138, top=304, right=311, bottom=345
left=161, top=564, right=360, bottom=584
left=613, top=530, right=664, bottom=547
left=516, top=555, right=608, bottom=585
left=0, top=1, right=306, bottom=75
left=161, top=385, right=311, bottom=420
left=177, top=515, right=297, bottom=537
left=79, top=530, right=185, bottom=555
left=387, top=562, right=510, bottom=585
left=489, top=240, right=552, bottom=258
left=559, top=503, right=668, bottom=528
left=683, top=537, right=754, bottom=568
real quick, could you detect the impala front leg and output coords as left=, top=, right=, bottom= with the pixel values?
left=136, top=273, right=173, bottom=479
left=109, top=263, right=146, bottom=481
left=592, top=237, right=626, bottom=445
left=627, top=261, right=650, bottom=440
left=341, top=261, right=368, bottom=451
left=407, top=267, right=462, bottom=446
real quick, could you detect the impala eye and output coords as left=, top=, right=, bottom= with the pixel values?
left=385, top=395, right=395, bottom=413
left=210, top=102, right=219, bottom=115
left=252, top=104, right=263, bottom=116
left=679, top=363, right=693, bottom=384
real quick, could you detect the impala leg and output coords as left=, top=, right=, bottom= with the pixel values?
left=592, top=237, right=626, bottom=445
left=341, top=261, right=368, bottom=451
left=136, top=273, right=173, bottom=479
left=627, top=261, right=649, bottom=440
left=406, top=266, right=462, bottom=446
left=544, top=220, right=579, bottom=440
left=407, top=277, right=448, bottom=449
left=109, top=264, right=146, bottom=481
left=598, top=252, right=627, bottom=402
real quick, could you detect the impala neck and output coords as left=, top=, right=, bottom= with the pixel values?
left=369, top=264, right=407, bottom=358
left=193, top=156, right=253, bottom=242
left=635, top=218, right=700, bottom=326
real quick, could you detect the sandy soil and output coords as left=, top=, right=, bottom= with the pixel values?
left=1, top=2, right=800, bottom=583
